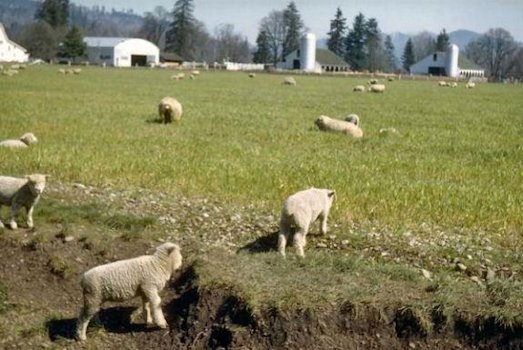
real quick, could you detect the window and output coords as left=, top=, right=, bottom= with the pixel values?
left=433, top=54, right=437, bottom=61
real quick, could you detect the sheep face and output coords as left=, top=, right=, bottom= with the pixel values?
left=345, top=114, right=360, bottom=126
left=25, top=174, right=47, bottom=196
left=155, top=242, right=183, bottom=273
left=20, top=133, right=38, bottom=145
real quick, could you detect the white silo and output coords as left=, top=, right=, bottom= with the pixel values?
left=300, top=33, right=316, bottom=72
left=446, top=44, right=459, bottom=78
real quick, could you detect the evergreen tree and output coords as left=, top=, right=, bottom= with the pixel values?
left=326, top=7, right=346, bottom=58
left=345, top=13, right=367, bottom=70
left=384, top=34, right=396, bottom=71
left=402, top=38, right=415, bottom=72
left=35, top=0, right=69, bottom=28
left=59, top=25, right=86, bottom=61
left=165, top=0, right=196, bottom=60
left=365, top=17, right=380, bottom=72
left=253, top=30, right=271, bottom=63
left=435, top=28, right=450, bottom=51
left=282, top=1, right=304, bottom=58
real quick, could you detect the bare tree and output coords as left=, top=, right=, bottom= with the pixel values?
left=135, top=6, right=170, bottom=49
left=259, top=10, right=286, bottom=65
left=214, top=24, right=251, bottom=63
left=466, top=28, right=517, bottom=80
left=411, top=31, right=435, bottom=61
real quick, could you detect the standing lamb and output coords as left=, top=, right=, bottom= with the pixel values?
left=368, top=84, right=386, bottom=93
left=466, top=82, right=476, bottom=89
left=158, top=97, right=183, bottom=123
left=279, top=188, right=336, bottom=257
left=76, top=242, right=183, bottom=341
left=353, top=85, right=365, bottom=92
left=282, top=76, right=297, bottom=86
left=315, top=115, right=363, bottom=138
left=0, top=174, right=48, bottom=230
left=0, top=132, right=38, bottom=149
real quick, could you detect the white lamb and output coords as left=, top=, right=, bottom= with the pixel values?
left=466, top=82, right=476, bottom=89
left=315, top=115, right=363, bottom=138
left=0, top=174, right=47, bottom=230
left=158, top=97, right=183, bottom=123
left=278, top=188, right=336, bottom=257
left=0, top=132, right=38, bottom=149
left=282, top=76, right=296, bottom=86
left=368, top=84, right=385, bottom=93
left=344, top=114, right=360, bottom=126
left=76, top=242, right=183, bottom=341
left=353, top=85, right=365, bottom=92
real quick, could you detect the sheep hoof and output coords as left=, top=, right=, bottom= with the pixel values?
left=9, top=222, right=17, bottom=230
left=157, top=321, right=167, bottom=329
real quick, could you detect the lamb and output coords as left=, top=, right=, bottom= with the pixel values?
left=450, top=82, right=458, bottom=88
left=315, top=115, right=363, bottom=138
left=0, top=132, right=38, bottom=149
left=344, top=114, right=360, bottom=126
left=76, top=242, right=183, bottom=341
left=353, top=85, right=365, bottom=92
left=438, top=81, right=448, bottom=87
left=278, top=188, right=336, bottom=257
left=158, top=97, right=183, bottom=123
left=466, top=82, right=476, bottom=89
left=368, top=78, right=378, bottom=85
left=282, top=76, right=296, bottom=85
left=0, top=174, right=48, bottom=230
left=368, top=84, right=385, bottom=93
left=248, top=73, right=256, bottom=78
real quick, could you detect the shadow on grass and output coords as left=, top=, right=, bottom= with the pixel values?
left=47, top=306, right=158, bottom=341
left=238, top=231, right=279, bottom=254
left=145, top=116, right=165, bottom=124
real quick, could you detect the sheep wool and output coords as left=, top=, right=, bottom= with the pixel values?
left=0, top=174, right=47, bottom=230
left=353, top=85, right=365, bottom=92
left=279, top=188, right=336, bottom=257
left=76, top=242, right=183, bottom=341
left=282, top=76, right=296, bottom=86
left=368, top=84, right=386, bottom=93
left=0, top=132, right=38, bottom=149
left=315, top=115, right=363, bottom=138
left=158, top=97, right=183, bottom=123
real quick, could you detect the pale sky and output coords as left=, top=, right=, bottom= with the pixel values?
left=73, top=0, right=523, bottom=42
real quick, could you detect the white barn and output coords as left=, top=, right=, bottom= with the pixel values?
left=84, top=37, right=159, bottom=67
left=0, top=23, right=29, bottom=63
left=410, top=44, right=484, bottom=78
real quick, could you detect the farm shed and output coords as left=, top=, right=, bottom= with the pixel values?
left=410, top=44, right=484, bottom=78
left=0, top=23, right=29, bottom=63
left=84, top=37, right=159, bottom=67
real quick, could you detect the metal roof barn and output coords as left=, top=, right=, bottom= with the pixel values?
left=84, top=37, right=159, bottom=67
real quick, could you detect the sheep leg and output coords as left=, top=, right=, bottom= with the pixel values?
left=278, top=225, right=289, bottom=257
left=76, top=296, right=101, bottom=341
left=143, top=288, right=167, bottom=328
left=26, top=205, right=34, bottom=228
left=294, top=225, right=309, bottom=258
left=9, top=203, right=19, bottom=230
left=319, top=214, right=328, bottom=235
left=141, top=296, right=153, bottom=325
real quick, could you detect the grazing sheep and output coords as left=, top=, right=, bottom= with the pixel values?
left=278, top=188, right=336, bottom=257
left=438, top=81, right=448, bottom=87
left=368, top=84, right=385, bottom=93
left=451, top=82, right=458, bottom=88
left=76, top=242, right=183, bottom=341
left=368, top=78, right=378, bottom=85
left=282, top=76, right=296, bottom=86
left=344, top=114, right=360, bottom=126
left=0, top=174, right=48, bottom=230
left=58, top=69, right=66, bottom=74
left=158, top=97, right=183, bottom=123
left=388, top=77, right=395, bottom=82
left=171, top=72, right=185, bottom=80
left=466, top=82, right=476, bottom=89
left=315, top=115, right=363, bottom=138
left=190, top=70, right=200, bottom=76
left=73, top=68, right=82, bottom=74
left=0, top=132, right=38, bottom=149
left=353, top=85, right=365, bottom=92
left=248, top=73, right=256, bottom=78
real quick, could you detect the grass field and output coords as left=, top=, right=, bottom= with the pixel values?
left=1, top=65, right=523, bottom=346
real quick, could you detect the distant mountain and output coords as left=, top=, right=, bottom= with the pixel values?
left=448, top=30, right=481, bottom=50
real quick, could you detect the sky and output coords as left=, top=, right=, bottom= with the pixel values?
left=72, top=0, right=523, bottom=43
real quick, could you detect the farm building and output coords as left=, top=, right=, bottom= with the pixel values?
left=410, top=44, right=484, bottom=78
left=277, top=33, right=349, bottom=73
left=0, top=23, right=29, bottom=63
left=84, top=37, right=159, bottom=67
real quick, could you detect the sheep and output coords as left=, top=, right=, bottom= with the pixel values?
left=171, top=72, right=185, bottom=80
left=368, top=84, right=385, bottom=93
left=353, top=85, right=365, bottom=92
left=76, top=242, right=183, bottom=341
left=368, top=78, right=378, bottom=85
left=282, top=76, right=296, bottom=86
left=248, top=73, right=256, bottom=78
left=190, top=70, right=200, bottom=76
left=315, top=115, right=363, bottom=138
left=0, top=132, right=38, bottom=149
left=466, top=82, right=476, bottom=89
left=344, top=114, right=360, bottom=126
left=278, top=188, right=336, bottom=257
left=158, top=97, right=183, bottom=123
left=451, top=82, right=458, bottom=88
left=58, top=69, right=66, bottom=74
left=0, top=174, right=48, bottom=230
left=73, top=68, right=82, bottom=74
left=438, top=81, right=448, bottom=87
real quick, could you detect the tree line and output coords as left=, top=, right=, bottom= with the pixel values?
left=10, top=0, right=523, bottom=80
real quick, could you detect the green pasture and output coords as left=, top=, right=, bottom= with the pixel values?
left=1, top=65, right=521, bottom=232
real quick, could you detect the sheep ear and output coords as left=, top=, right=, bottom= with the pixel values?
left=328, top=191, right=336, bottom=198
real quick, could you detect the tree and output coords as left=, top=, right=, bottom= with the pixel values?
left=214, top=24, right=251, bottom=63
left=466, top=28, right=517, bottom=80
left=435, top=28, right=450, bottom=51
left=402, top=38, right=415, bottom=72
left=59, top=25, right=86, bottom=61
left=384, top=35, right=396, bottom=72
left=506, top=47, right=523, bottom=79
left=345, top=13, right=367, bottom=70
left=365, top=17, right=381, bottom=72
left=18, top=21, right=59, bottom=61
left=165, top=0, right=196, bottom=60
left=35, top=0, right=69, bottom=28
left=327, top=7, right=346, bottom=58
left=253, top=30, right=271, bottom=63
left=259, top=10, right=286, bottom=65
left=282, top=1, right=304, bottom=58
left=136, top=6, right=170, bottom=48
left=411, top=31, right=435, bottom=61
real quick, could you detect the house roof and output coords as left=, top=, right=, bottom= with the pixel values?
left=315, top=49, right=348, bottom=66
left=0, top=22, right=28, bottom=52
left=160, top=52, right=184, bottom=62
left=84, top=37, right=130, bottom=47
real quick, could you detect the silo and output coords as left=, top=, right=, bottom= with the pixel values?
left=300, top=33, right=316, bottom=72
left=446, top=44, right=459, bottom=78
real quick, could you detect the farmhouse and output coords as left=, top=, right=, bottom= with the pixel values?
left=84, top=37, right=159, bottom=67
left=0, top=23, right=29, bottom=63
left=410, top=44, right=484, bottom=78
left=277, top=33, right=349, bottom=73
